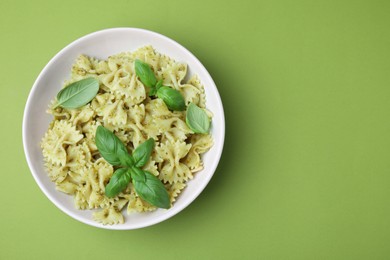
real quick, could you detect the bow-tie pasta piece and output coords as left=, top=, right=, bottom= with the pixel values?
left=187, top=75, right=207, bottom=108
left=98, top=99, right=127, bottom=127
left=127, top=104, right=145, bottom=130
left=130, top=46, right=160, bottom=72
left=166, top=182, right=186, bottom=203
left=158, top=117, right=192, bottom=143
left=44, top=162, right=68, bottom=183
left=158, top=62, right=187, bottom=88
left=184, top=134, right=214, bottom=172
left=156, top=140, right=192, bottom=184
left=93, top=206, right=124, bottom=225
left=71, top=54, right=110, bottom=80
left=41, top=120, right=83, bottom=166
left=56, top=178, right=78, bottom=195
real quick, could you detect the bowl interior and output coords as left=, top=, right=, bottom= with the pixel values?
left=23, top=28, right=225, bottom=230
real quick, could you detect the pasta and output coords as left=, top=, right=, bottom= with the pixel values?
left=41, top=46, right=213, bottom=225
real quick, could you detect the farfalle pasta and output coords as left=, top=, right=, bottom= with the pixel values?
left=41, top=46, right=213, bottom=225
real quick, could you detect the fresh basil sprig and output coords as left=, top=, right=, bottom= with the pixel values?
left=54, top=77, right=99, bottom=109
left=186, top=103, right=211, bottom=134
left=95, top=126, right=170, bottom=209
left=134, top=59, right=185, bottom=111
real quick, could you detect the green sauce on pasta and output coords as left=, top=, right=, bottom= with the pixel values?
left=41, top=46, right=213, bottom=225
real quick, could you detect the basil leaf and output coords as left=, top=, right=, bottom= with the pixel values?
left=54, top=77, right=99, bottom=109
left=135, top=59, right=157, bottom=88
left=132, top=171, right=170, bottom=209
left=132, top=138, right=155, bottom=167
left=150, top=79, right=162, bottom=96
left=186, top=103, right=211, bottom=134
left=155, top=79, right=163, bottom=90
left=95, top=126, right=129, bottom=166
left=149, top=88, right=157, bottom=97
left=156, top=86, right=186, bottom=111
left=105, top=168, right=131, bottom=198
left=129, top=167, right=146, bottom=183
left=119, top=153, right=135, bottom=168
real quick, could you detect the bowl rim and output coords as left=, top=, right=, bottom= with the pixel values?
left=22, top=27, right=225, bottom=230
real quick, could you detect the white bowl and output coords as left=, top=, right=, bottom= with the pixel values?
left=23, top=28, right=225, bottom=230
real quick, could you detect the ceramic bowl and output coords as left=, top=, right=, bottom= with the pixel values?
left=23, top=28, right=225, bottom=230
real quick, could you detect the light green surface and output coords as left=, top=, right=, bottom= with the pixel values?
left=1, top=0, right=390, bottom=259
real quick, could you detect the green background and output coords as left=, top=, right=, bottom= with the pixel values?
left=1, top=0, right=390, bottom=259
